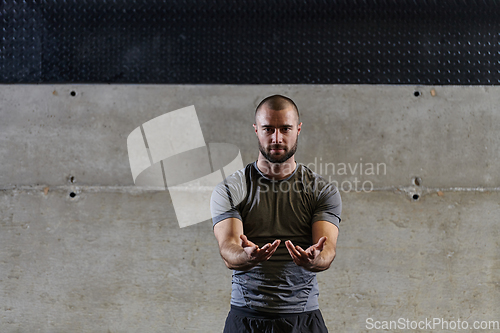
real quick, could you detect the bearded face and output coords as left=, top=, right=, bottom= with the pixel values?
left=258, top=134, right=298, bottom=164
left=254, top=106, right=301, bottom=165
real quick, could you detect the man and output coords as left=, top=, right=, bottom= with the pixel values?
left=210, top=95, right=342, bottom=333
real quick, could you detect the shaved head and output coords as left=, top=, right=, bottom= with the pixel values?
left=255, top=95, right=300, bottom=122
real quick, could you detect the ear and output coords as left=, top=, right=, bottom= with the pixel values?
left=253, top=123, right=258, bottom=135
left=297, top=122, right=302, bottom=135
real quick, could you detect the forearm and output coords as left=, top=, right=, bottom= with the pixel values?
left=219, top=242, right=256, bottom=271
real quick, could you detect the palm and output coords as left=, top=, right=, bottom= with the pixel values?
left=285, top=236, right=327, bottom=268
left=305, top=245, right=321, bottom=260
left=240, top=234, right=280, bottom=263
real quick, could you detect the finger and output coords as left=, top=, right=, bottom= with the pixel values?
left=286, top=247, right=299, bottom=262
left=306, top=249, right=316, bottom=259
left=269, top=239, right=281, bottom=251
left=315, top=236, right=327, bottom=251
left=295, top=245, right=310, bottom=258
left=240, top=234, right=248, bottom=246
left=254, top=249, right=267, bottom=259
left=243, top=245, right=259, bottom=259
left=286, top=241, right=302, bottom=258
left=256, top=245, right=273, bottom=257
left=267, top=242, right=280, bottom=256
left=241, top=234, right=257, bottom=248
left=295, top=245, right=316, bottom=262
left=259, top=245, right=279, bottom=261
left=262, top=249, right=276, bottom=261
left=261, top=243, right=271, bottom=251
left=285, top=241, right=295, bottom=256
left=251, top=245, right=260, bottom=254
left=286, top=247, right=304, bottom=266
left=258, top=240, right=279, bottom=256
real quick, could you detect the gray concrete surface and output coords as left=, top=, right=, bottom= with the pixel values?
left=1, top=85, right=499, bottom=332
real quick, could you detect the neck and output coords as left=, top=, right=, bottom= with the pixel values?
left=256, top=153, right=297, bottom=180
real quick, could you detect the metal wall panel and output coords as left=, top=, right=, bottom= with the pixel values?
left=3, top=1, right=500, bottom=84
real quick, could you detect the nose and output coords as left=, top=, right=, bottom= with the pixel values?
left=272, top=129, right=283, bottom=143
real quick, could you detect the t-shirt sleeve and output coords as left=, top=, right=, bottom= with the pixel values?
left=210, top=170, right=247, bottom=227
left=311, top=182, right=342, bottom=229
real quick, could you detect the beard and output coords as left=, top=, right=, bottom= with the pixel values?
left=258, top=137, right=299, bottom=164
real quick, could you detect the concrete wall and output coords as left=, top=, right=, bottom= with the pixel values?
left=1, top=85, right=499, bottom=332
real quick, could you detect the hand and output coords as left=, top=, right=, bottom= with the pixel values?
left=285, top=237, right=327, bottom=271
left=240, top=234, right=280, bottom=264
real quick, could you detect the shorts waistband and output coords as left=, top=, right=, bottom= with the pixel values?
left=230, top=305, right=318, bottom=319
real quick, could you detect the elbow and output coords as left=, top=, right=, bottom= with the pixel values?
left=226, top=262, right=251, bottom=271
left=224, top=258, right=252, bottom=271
left=220, top=252, right=246, bottom=271
left=220, top=253, right=237, bottom=270
left=223, top=259, right=234, bottom=270
left=224, top=260, right=242, bottom=270
left=323, top=250, right=336, bottom=271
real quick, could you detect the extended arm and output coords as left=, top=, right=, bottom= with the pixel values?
left=285, top=220, right=339, bottom=272
left=213, top=217, right=280, bottom=271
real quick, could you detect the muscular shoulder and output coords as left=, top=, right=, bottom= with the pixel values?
left=210, top=163, right=251, bottom=217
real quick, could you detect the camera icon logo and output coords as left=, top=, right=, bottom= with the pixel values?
left=127, top=106, right=243, bottom=228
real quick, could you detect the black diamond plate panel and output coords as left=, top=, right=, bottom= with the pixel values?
left=2, top=0, right=500, bottom=84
